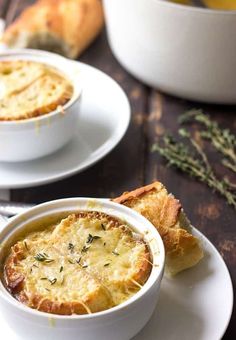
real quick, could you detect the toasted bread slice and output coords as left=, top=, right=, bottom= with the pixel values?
left=4, top=212, right=151, bottom=315
left=113, top=182, right=204, bottom=276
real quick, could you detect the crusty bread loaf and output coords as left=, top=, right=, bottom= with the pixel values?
left=113, top=182, right=204, bottom=276
left=4, top=212, right=151, bottom=315
left=2, top=0, right=104, bottom=59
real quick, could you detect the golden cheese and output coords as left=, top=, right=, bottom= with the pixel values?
left=0, top=60, right=73, bottom=121
left=4, top=212, right=152, bottom=315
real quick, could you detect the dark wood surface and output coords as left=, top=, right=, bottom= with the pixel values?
left=1, top=1, right=236, bottom=338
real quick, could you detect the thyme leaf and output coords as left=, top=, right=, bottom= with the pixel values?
left=81, top=245, right=90, bottom=253
left=76, top=257, right=81, bottom=264
left=34, top=253, right=54, bottom=263
left=86, top=234, right=101, bottom=244
left=68, top=243, right=74, bottom=251
left=24, top=241, right=29, bottom=251
left=49, top=278, right=57, bottom=285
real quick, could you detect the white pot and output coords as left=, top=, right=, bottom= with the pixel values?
left=103, top=0, right=236, bottom=103
left=0, top=49, right=81, bottom=162
left=0, top=198, right=165, bottom=340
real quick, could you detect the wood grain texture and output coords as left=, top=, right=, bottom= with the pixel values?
left=2, top=0, right=236, bottom=338
left=0, top=0, right=10, bottom=17
left=146, top=90, right=236, bottom=339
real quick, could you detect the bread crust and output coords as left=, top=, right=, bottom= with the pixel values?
left=2, top=0, right=104, bottom=59
left=4, top=211, right=151, bottom=315
left=113, top=182, right=204, bottom=275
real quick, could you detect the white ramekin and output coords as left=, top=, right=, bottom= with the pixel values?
left=0, top=198, right=165, bottom=340
left=103, top=0, right=236, bottom=104
left=0, top=49, right=81, bottom=162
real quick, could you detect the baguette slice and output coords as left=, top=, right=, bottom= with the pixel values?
left=113, top=182, right=204, bottom=276
left=2, top=0, right=104, bottom=59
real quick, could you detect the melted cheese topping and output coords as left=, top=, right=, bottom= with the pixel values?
left=0, top=60, right=73, bottom=121
left=4, top=212, right=151, bottom=315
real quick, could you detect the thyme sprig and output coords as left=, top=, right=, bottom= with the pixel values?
left=152, top=131, right=236, bottom=209
left=179, top=109, right=236, bottom=173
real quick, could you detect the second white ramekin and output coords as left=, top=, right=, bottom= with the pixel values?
left=0, top=49, right=81, bottom=162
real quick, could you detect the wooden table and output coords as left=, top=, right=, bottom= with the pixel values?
left=1, top=1, right=235, bottom=338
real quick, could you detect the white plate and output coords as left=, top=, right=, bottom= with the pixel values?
left=0, top=226, right=233, bottom=340
left=0, top=61, right=130, bottom=188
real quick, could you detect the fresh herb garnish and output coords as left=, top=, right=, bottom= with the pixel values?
left=101, top=223, right=106, bottom=231
left=34, top=253, right=54, bottom=263
left=180, top=109, right=236, bottom=174
left=81, top=234, right=102, bottom=254
left=152, top=131, right=236, bottom=210
left=81, top=245, right=90, bottom=253
left=112, top=251, right=120, bottom=256
left=40, top=277, right=48, bottom=280
left=103, top=242, right=106, bottom=246
left=68, top=259, right=74, bottom=264
left=68, top=243, right=74, bottom=251
left=60, top=266, right=63, bottom=272
left=76, top=257, right=81, bottom=264
left=49, top=278, right=57, bottom=285
left=104, top=263, right=110, bottom=267
left=82, top=264, right=88, bottom=268
left=24, top=241, right=29, bottom=251
left=86, top=234, right=101, bottom=244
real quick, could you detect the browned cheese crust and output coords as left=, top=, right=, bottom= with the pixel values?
left=0, top=60, right=73, bottom=121
left=4, top=211, right=151, bottom=315
left=113, top=182, right=204, bottom=275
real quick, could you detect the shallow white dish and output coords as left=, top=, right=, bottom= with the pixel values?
left=0, top=61, right=130, bottom=188
left=0, top=225, right=232, bottom=340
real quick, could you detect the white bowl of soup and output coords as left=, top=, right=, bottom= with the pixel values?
left=0, top=198, right=165, bottom=340
left=0, top=49, right=81, bottom=162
